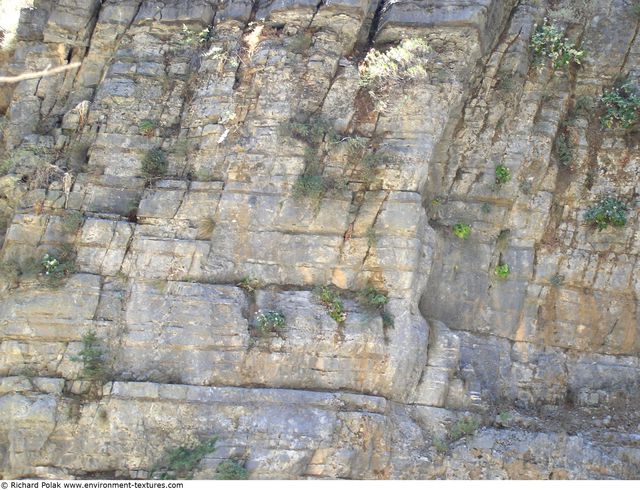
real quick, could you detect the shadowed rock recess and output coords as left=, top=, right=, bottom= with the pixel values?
left=1, top=0, right=639, bottom=480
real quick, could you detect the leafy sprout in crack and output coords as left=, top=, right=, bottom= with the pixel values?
left=70, top=331, right=107, bottom=381
left=238, top=276, right=260, bottom=293
left=530, top=18, right=584, bottom=69
left=357, top=283, right=389, bottom=310
left=254, top=310, right=286, bottom=337
left=139, top=119, right=158, bottom=137
left=584, top=196, right=628, bottom=230
left=214, top=459, right=249, bottom=480
left=453, top=223, right=471, bottom=239
left=600, top=80, right=640, bottom=129
left=316, top=286, right=347, bottom=323
left=495, top=263, right=510, bottom=279
left=495, top=164, right=510, bottom=186
left=141, top=147, right=168, bottom=181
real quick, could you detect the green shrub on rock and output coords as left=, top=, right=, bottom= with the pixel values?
left=153, top=437, right=217, bottom=480
left=495, top=264, right=510, bottom=279
left=584, top=197, right=628, bottom=230
left=254, top=310, right=286, bottom=336
left=141, top=147, right=168, bottom=181
left=316, top=286, right=347, bottom=323
left=600, top=81, right=640, bottom=129
left=453, top=223, right=471, bottom=239
left=530, top=19, right=584, bottom=69
left=214, top=460, right=249, bottom=480
left=495, top=164, right=510, bottom=185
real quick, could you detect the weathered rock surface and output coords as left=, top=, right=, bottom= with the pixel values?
left=0, top=0, right=639, bottom=480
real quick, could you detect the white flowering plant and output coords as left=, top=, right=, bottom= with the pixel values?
left=530, top=19, right=584, bottom=69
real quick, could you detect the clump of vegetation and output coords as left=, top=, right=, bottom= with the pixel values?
left=280, top=117, right=338, bottom=147
left=600, top=80, right=640, bottom=129
left=197, top=217, right=216, bottom=238
left=550, top=274, right=564, bottom=287
left=495, top=164, right=510, bottom=185
left=432, top=416, right=480, bottom=454
left=361, top=151, right=391, bottom=183
left=530, top=19, right=584, bottom=69
left=139, top=119, right=158, bottom=137
left=499, top=411, right=511, bottom=424
left=453, top=223, right=471, bottom=239
left=214, top=460, right=249, bottom=480
left=141, top=147, right=168, bottom=181
left=292, top=174, right=325, bottom=201
left=584, top=196, right=628, bottom=230
left=357, top=283, right=389, bottom=310
left=70, top=331, right=107, bottom=381
left=61, top=210, right=84, bottom=234
left=316, top=286, right=347, bottom=323
left=555, top=133, right=572, bottom=166
left=153, top=436, right=217, bottom=480
left=292, top=174, right=346, bottom=202
left=359, top=38, right=431, bottom=110
left=358, top=283, right=393, bottom=331
left=39, top=248, right=75, bottom=287
left=450, top=417, right=480, bottom=441
left=433, top=437, right=448, bottom=454
left=495, top=263, right=510, bottom=279
left=254, top=310, right=286, bottom=336
left=180, top=24, right=211, bottom=47
left=238, top=276, right=260, bottom=292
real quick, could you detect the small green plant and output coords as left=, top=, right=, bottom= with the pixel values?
left=433, top=437, right=448, bottom=454
left=197, top=217, right=216, bottom=238
left=153, top=436, right=217, bottom=480
left=530, top=19, right=584, bottom=69
left=600, top=81, right=640, bottom=129
left=365, top=228, right=377, bottom=248
left=499, top=411, right=511, bottom=423
left=70, top=331, right=106, bottom=381
left=214, top=459, right=249, bottom=480
left=141, top=147, right=168, bottom=181
left=357, top=283, right=389, bottom=310
left=450, top=417, right=480, bottom=441
left=61, top=210, right=84, bottom=234
left=292, top=174, right=325, bottom=201
left=555, top=133, right=572, bottom=166
left=361, top=151, right=391, bottom=183
left=584, top=197, right=628, bottom=230
left=496, top=70, right=515, bottom=91
left=180, top=24, right=211, bottom=47
left=481, top=203, right=491, bottom=214
left=359, top=38, right=431, bottom=110
left=495, top=263, right=510, bottom=279
left=254, top=310, right=286, bottom=336
left=632, top=2, right=640, bottom=17
left=280, top=117, right=338, bottom=146
left=39, top=249, right=75, bottom=286
left=453, top=223, right=471, bottom=239
left=238, top=276, right=260, bottom=292
left=550, top=273, right=564, bottom=287
left=316, top=286, right=347, bottom=323
left=139, top=119, right=158, bottom=137
left=495, top=164, right=510, bottom=185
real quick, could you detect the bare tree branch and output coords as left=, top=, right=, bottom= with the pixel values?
left=0, top=62, right=81, bottom=84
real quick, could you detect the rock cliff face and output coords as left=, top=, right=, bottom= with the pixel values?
left=0, top=0, right=639, bottom=480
